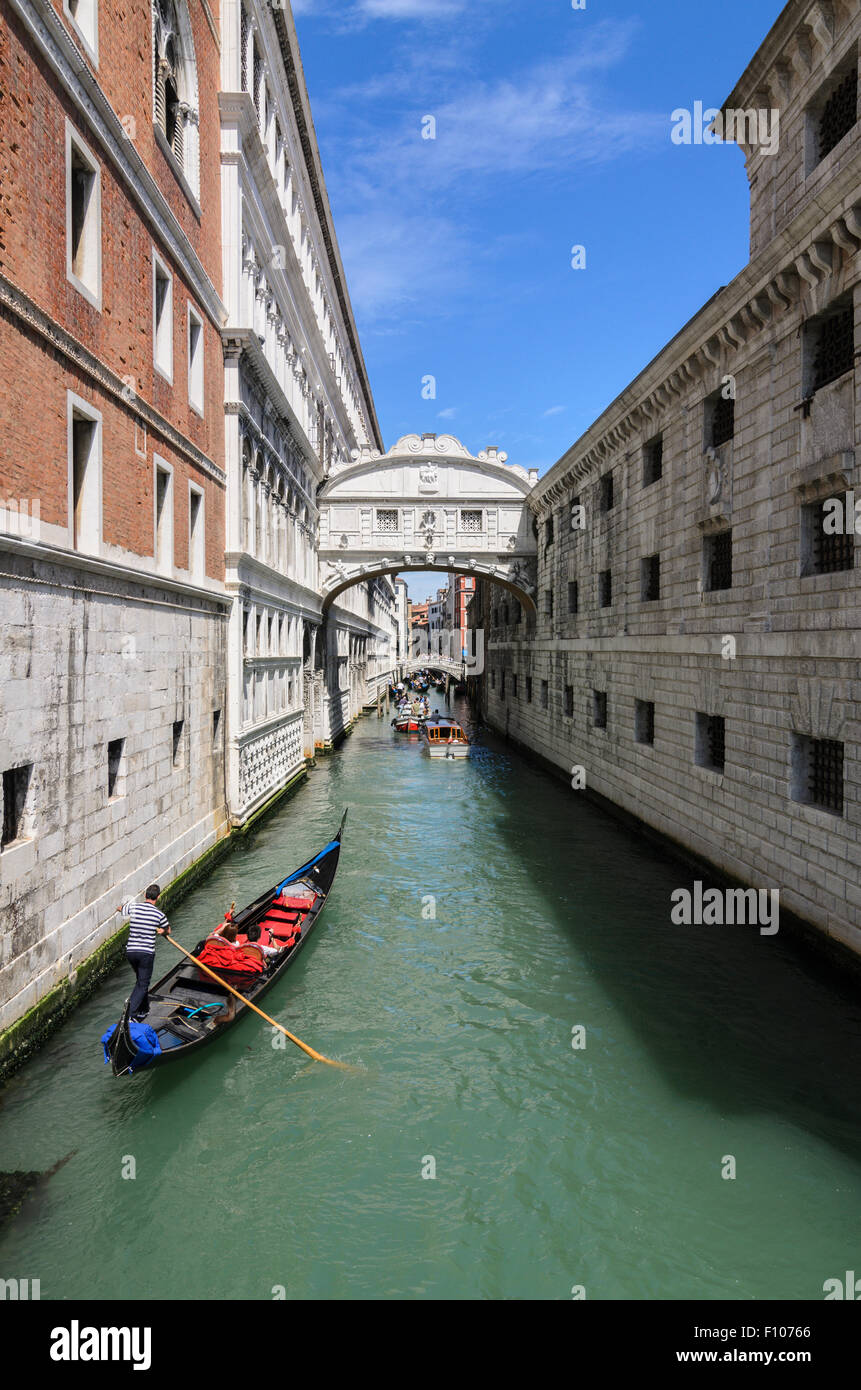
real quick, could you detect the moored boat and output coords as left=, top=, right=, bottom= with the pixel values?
left=421, top=715, right=470, bottom=758
left=102, top=812, right=347, bottom=1076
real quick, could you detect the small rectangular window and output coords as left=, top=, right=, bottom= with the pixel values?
left=69, top=395, right=101, bottom=554
left=695, top=712, right=725, bottom=773
left=188, top=304, right=204, bottom=412
left=376, top=508, right=399, bottom=533
left=525, top=676, right=533, bottom=703
left=212, top=709, right=222, bottom=747
left=643, top=434, right=663, bottom=486
left=564, top=685, right=574, bottom=718
left=635, top=699, right=655, bottom=746
left=545, top=516, right=554, bottom=550
left=545, top=588, right=554, bottom=618
left=568, top=581, right=579, bottom=615
left=818, top=66, right=857, bottom=163
left=598, top=570, right=612, bottom=607
left=64, top=0, right=98, bottom=62
left=593, top=690, right=607, bottom=730
left=500, top=670, right=506, bottom=699
left=153, top=252, right=173, bottom=381
left=640, top=554, right=660, bottom=601
left=599, top=473, right=614, bottom=513
left=1, top=764, right=33, bottom=849
left=512, top=674, right=518, bottom=698
left=792, top=734, right=843, bottom=815
left=172, top=719, right=185, bottom=769
left=66, top=125, right=101, bottom=307
left=541, top=679, right=549, bottom=710
left=802, top=496, right=854, bottom=576
left=188, top=485, right=204, bottom=580
left=704, top=529, right=733, bottom=591
left=107, top=738, right=125, bottom=800
left=460, top=510, right=483, bottom=533
left=708, top=390, right=735, bottom=448
left=806, top=300, right=854, bottom=395
left=155, top=461, right=173, bottom=571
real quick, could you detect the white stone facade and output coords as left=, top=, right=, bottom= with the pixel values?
left=0, top=545, right=229, bottom=1036
left=220, top=0, right=399, bottom=816
left=481, top=0, right=861, bottom=958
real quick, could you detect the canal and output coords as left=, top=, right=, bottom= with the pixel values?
left=1, top=693, right=860, bottom=1301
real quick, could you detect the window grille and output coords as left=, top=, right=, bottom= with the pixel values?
left=711, top=395, right=735, bottom=448
left=808, top=737, right=844, bottom=814
left=240, top=5, right=249, bottom=90
left=376, top=509, right=399, bottom=533
left=461, top=510, right=483, bottom=533
left=818, top=68, right=857, bottom=162
left=701, top=715, right=725, bottom=772
left=593, top=691, right=607, bottom=729
left=812, top=496, right=854, bottom=574
left=564, top=686, right=574, bottom=717
left=599, top=570, right=612, bottom=607
left=706, top=530, right=733, bottom=590
left=812, top=305, right=854, bottom=392
left=568, top=581, right=579, bottom=615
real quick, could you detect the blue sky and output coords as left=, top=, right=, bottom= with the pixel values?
left=292, top=0, right=783, bottom=601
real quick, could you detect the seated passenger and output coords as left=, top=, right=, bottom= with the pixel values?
left=197, top=922, right=264, bottom=974
left=245, top=923, right=281, bottom=960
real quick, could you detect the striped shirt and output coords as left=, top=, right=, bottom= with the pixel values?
left=125, top=900, right=169, bottom=955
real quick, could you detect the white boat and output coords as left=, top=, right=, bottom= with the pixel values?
left=422, top=715, right=471, bottom=759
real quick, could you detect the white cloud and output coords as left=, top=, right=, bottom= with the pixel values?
left=437, top=407, right=457, bottom=419
left=543, top=405, right=566, bottom=417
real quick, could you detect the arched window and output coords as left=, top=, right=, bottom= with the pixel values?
left=153, top=0, right=200, bottom=200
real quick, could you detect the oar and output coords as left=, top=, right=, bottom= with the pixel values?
left=164, top=936, right=356, bottom=1072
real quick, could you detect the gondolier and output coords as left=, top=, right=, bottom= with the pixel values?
left=115, top=885, right=171, bottom=1022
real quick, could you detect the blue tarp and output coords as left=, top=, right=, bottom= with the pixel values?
left=277, top=839, right=337, bottom=891
left=101, top=1019, right=162, bottom=1073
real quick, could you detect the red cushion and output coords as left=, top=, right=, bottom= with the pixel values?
left=275, top=893, right=316, bottom=910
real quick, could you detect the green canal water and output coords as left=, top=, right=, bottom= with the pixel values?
left=1, top=694, right=861, bottom=1301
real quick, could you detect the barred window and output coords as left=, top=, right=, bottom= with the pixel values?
left=460, top=510, right=483, bottom=533
left=696, top=713, right=725, bottom=773
left=643, top=434, right=663, bottom=486
left=593, top=690, right=607, bottom=730
left=512, top=674, right=518, bottom=698
left=564, top=685, right=574, bottom=717
left=545, top=588, right=554, bottom=618
left=545, top=516, right=554, bottom=548
left=541, top=680, right=549, bottom=710
left=640, top=554, right=660, bottom=601
left=804, top=496, right=854, bottom=576
left=599, top=569, right=612, bottom=607
left=811, top=304, right=854, bottom=393
left=599, top=473, right=614, bottom=513
left=375, top=509, right=399, bottom=533
left=818, top=67, right=857, bottom=162
left=793, top=734, right=844, bottom=816
left=635, top=700, right=655, bottom=746
left=568, top=580, right=579, bottom=615
left=711, top=394, right=735, bottom=448
left=526, top=677, right=533, bottom=703
left=704, top=530, right=733, bottom=591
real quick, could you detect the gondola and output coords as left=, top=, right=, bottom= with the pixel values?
left=103, top=811, right=347, bottom=1077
